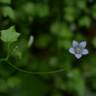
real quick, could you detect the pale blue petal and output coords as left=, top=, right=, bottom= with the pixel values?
left=72, top=40, right=78, bottom=47
left=82, top=49, right=88, bottom=55
left=69, top=48, right=75, bottom=54
left=75, top=54, right=82, bottom=59
left=80, top=41, right=87, bottom=48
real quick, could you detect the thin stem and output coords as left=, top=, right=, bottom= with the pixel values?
left=6, top=43, right=11, bottom=59
left=0, top=44, right=65, bottom=74
left=0, top=58, right=7, bottom=62
left=0, top=43, right=11, bottom=62
left=6, top=61, right=64, bottom=74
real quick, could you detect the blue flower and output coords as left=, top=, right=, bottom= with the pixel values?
left=69, top=40, right=89, bottom=59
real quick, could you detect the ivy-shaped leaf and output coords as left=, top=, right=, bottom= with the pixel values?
left=1, top=26, right=20, bottom=43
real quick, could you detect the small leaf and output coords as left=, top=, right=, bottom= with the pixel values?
left=78, top=16, right=91, bottom=27
left=92, top=37, right=96, bottom=47
left=64, top=7, right=77, bottom=22
left=35, top=4, right=49, bottom=17
left=22, top=2, right=35, bottom=16
left=0, top=0, right=11, bottom=4
left=76, top=0, right=87, bottom=10
left=2, top=7, right=15, bottom=20
left=51, top=22, right=73, bottom=38
left=7, top=77, right=21, bottom=88
left=92, top=4, right=96, bottom=19
left=1, top=26, right=20, bottom=43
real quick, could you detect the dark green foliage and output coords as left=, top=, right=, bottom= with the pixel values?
left=0, top=0, right=96, bottom=96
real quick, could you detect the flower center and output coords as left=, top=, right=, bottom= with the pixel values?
left=75, top=47, right=81, bottom=54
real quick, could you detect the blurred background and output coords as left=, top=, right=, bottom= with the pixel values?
left=0, top=0, right=96, bottom=96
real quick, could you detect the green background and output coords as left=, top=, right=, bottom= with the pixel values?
left=0, top=0, right=96, bottom=96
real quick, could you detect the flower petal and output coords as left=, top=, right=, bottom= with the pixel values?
left=75, top=54, right=82, bottom=59
left=69, top=48, right=75, bottom=54
left=72, top=40, right=79, bottom=47
left=82, top=49, right=88, bottom=55
left=80, top=41, right=87, bottom=48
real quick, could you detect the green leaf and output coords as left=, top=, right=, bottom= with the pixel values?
left=72, top=70, right=85, bottom=96
left=7, top=76, right=21, bottom=88
left=58, top=39, right=71, bottom=49
left=1, top=26, right=20, bottom=43
left=35, top=4, right=49, bottom=17
left=64, top=6, right=78, bottom=22
left=76, top=0, right=87, bottom=10
left=92, top=37, right=96, bottom=47
left=51, top=22, right=73, bottom=38
left=19, top=75, right=49, bottom=96
left=22, top=2, right=35, bottom=16
left=0, top=0, right=11, bottom=4
left=2, top=6, right=15, bottom=20
left=78, top=16, right=91, bottom=27
left=67, top=69, right=85, bottom=96
left=92, top=4, right=96, bottom=19
left=0, top=79, right=8, bottom=92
